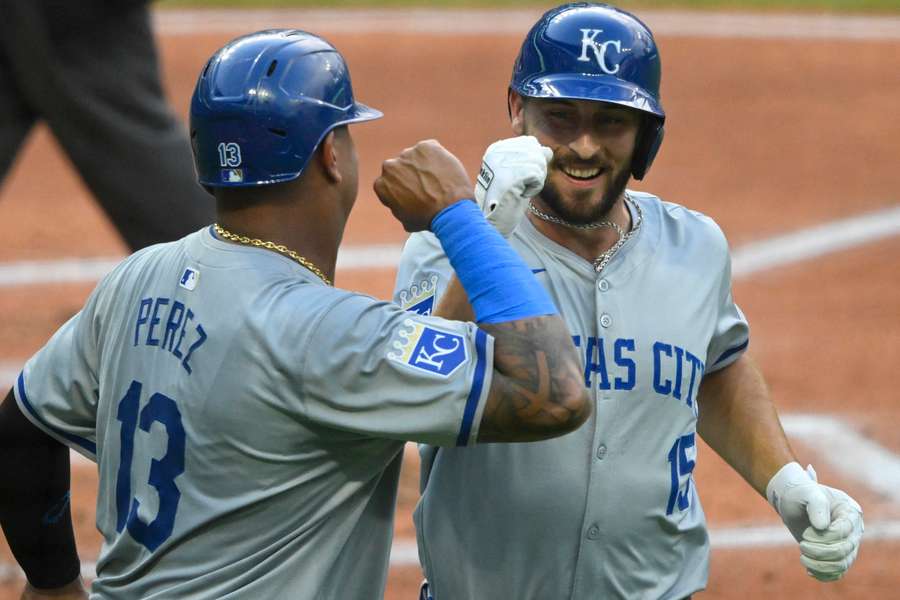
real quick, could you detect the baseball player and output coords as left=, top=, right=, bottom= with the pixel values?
left=0, top=30, right=590, bottom=599
left=394, top=4, right=865, bottom=599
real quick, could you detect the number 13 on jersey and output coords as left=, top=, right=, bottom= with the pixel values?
left=115, top=380, right=186, bottom=551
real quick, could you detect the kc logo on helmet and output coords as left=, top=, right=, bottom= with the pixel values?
left=577, top=29, right=623, bottom=75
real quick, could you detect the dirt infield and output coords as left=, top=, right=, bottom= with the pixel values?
left=1, top=11, right=898, bottom=599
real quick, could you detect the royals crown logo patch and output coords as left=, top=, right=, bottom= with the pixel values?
left=388, top=319, right=468, bottom=377
left=398, top=275, right=439, bottom=316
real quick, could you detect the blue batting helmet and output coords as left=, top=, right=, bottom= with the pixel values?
left=511, top=3, right=664, bottom=180
left=190, top=29, right=382, bottom=189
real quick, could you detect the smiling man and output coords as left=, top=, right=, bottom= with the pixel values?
left=394, top=3, right=864, bottom=599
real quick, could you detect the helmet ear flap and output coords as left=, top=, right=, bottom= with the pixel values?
left=631, top=117, right=664, bottom=181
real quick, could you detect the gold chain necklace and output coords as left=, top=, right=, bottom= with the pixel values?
left=213, top=223, right=332, bottom=286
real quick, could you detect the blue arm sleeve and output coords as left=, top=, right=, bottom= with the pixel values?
left=430, top=200, right=557, bottom=324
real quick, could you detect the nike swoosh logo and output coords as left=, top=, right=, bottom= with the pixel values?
left=42, top=491, right=71, bottom=525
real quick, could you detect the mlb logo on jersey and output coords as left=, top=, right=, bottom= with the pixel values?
left=399, top=275, right=439, bottom=316
left=389, top=319, right=468, bottom=377
left=179, top=268, right=199, bottom=291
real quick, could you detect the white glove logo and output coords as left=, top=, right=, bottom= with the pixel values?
left=476, top=162, right=494, bottom=193
left=474, top=136, right=553, bottom=237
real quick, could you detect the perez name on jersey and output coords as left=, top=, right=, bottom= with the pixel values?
left=133, top=296, right=208, bottom=374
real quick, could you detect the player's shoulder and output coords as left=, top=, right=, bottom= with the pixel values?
left=92, top=236, right=188, bottom=300
left=630, top=190, right=730, bottom=253
left=277, top=280, right=398, bottom=322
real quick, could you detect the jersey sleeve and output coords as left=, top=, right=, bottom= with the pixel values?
left=14, top=293, right=103, bottom=461
left=393, top=231, right=454, bottom=316
left=298, top=293, right=493, bottom=447
left=705, top=228, right=750, bottom=374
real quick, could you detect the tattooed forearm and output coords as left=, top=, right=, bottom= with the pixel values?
left=478, top=315, right=590, bottom=443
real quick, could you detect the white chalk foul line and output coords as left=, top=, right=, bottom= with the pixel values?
left=0, top=256, right=121, bottom=288
left=1, top=518, right=899, bottom=582
left=1, top=204, right=897, bottom=288
left=0, top=244, right=403, bottom=288
left=0, top=363, right=18, bottom=391
left=731, top=205, right=900, bottom=278
left=0, top=408, right=885, bottom=498
left=152, top=9, right=900, bottom=40
left=782, top=414, right=900, bottom=504
left=1, top=412, right=879, bottom=488
left=711, top=518, right=900, bottom=550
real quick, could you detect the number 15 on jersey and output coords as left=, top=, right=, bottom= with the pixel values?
left=666, top=433, right=696, bottom=516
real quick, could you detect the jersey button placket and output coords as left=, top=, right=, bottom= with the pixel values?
left=596, top=444, right=607, bottom=460
left=597, top=278, right=612, bottom=329
left=586, top=524, right=601, bottom=540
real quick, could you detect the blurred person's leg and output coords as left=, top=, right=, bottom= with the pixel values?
left=0, top=2, right=213, bottom=251
left=0, top=49, right=36, bottom=186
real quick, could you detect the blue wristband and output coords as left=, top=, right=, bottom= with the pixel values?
left=430, top=200, right=557, bottom=324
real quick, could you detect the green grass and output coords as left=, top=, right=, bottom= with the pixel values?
left=159, top=0, right=900, bottom=13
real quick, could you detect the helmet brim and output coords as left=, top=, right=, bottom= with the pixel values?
left=261, top=101, right=383, bottom=185
left=515, top=74, right=664, bottom=119
left=343, top=101, right=383, bottom=125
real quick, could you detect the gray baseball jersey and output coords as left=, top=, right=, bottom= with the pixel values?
left=394, top=191, right=749, bottom=600
left=14, top=226, right=493, bottom=600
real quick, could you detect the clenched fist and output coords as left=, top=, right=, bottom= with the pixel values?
left=373, top=140, right=474, bottom=232
left=475, top=136, right=552, bottom=237
left=767, top=462, right=864, bottom=582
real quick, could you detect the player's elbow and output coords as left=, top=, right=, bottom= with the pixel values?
left=562, top=386, right=592, bottom=432
left=478, top=315, right=592, bottom=443
left=478, top=363, right=591, bottom=443
left=506, top=386, right=591, bottom=442
left=536, top=374, right=592, bottom=438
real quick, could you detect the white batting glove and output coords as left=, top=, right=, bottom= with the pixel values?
left=766, top=462, right=864, bottom=582
left=474, top=136, right=553, bottom=237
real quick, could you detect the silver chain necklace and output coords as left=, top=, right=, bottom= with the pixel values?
left=593, top=197, right=642, bottom=273
left=528, top=201, right=625, bottom=235
left=528, top=194, right=643, bottom=273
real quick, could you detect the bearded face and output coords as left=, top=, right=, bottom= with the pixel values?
left=512, top=94, right=641, bottom=223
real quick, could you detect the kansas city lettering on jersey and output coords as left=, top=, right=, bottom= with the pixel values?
left=133, top=297, right=208, bottom=374
left=574, top=335, right=705, bottom=411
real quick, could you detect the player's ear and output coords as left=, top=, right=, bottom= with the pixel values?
left=318, top=131, right=342, bottom=184
left=509, top=90, right=526, bottom=135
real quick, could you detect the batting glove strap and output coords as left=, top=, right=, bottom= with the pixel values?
left=474, top=136, right=552, bottom=237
